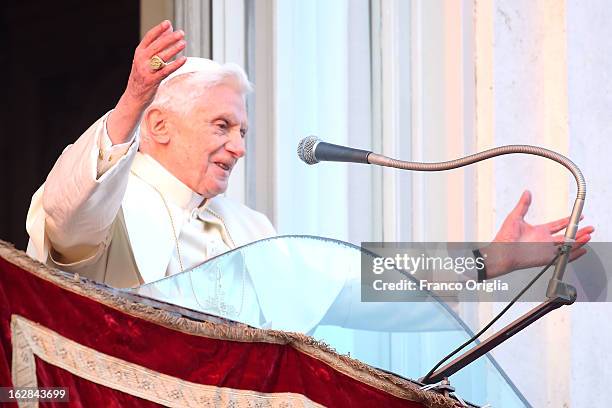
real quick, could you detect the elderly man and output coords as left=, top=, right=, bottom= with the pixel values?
left=27, top=21, right=273, bottom=286
left=26, top=21, right=592, bottom=331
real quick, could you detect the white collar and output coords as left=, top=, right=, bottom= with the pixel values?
left=131, top=152, right=205, bottom=211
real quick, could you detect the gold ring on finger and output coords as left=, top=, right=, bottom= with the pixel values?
left=149, top=55, right=166, bottom=71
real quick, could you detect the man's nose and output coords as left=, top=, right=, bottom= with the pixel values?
left=226, top=131, right=245, bottom=158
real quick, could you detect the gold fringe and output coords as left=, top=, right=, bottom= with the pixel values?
left=12, top=315, right=327, bottom=408
left=0, top=241, right=460, bottom=408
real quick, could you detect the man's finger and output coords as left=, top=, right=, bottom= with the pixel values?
left=569, top=247, right=587, bottom=262
left=155, top=40, right=187, bottom=67
left=553, top=235, right=565, bottom=245
left=553, top=228, right=592, bottom=245
left=141, top=20, right=172, bottom=49
left=512, top=190, right=532, bottom=219
left=553, top=227, right=594, bottom=245
left=154, top=56, right=188, bottom=80
left=566, top=234, right=591, bottom=252
left=576, top=232, right=592, bottom=246
left=547, top=215, right=585, bottom=234
left=575, top=226, right=595, bottom=239
left=148, top=30, right=185, bottom=56
left=547, top=217, right=570, bottom=234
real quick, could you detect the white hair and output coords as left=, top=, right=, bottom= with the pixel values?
left=148, top=58, right=252, bottom=116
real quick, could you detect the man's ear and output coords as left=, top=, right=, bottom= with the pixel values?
left=144, top=108, right=172, bottom=145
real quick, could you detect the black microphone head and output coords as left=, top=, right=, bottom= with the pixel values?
left=297, top=136, right=321, bottom=165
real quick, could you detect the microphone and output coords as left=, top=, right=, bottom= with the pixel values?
left=299, top=135, right=587, bottom=386
left=297, top=136, right=372, bottom=165
left=298, top=136, right=585, bottom=302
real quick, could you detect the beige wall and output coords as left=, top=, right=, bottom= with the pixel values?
left=140, top=0, right=174, bottom=38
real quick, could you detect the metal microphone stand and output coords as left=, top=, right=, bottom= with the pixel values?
left=366, top=147, right=585, bottom=385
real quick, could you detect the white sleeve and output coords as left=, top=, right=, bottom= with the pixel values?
left=319, top=276, right=462, bottom=332
left=96, top=118, right=136, bottom=177
left=318, top=246, right=469, bottom=332
left=40, top=110, right=140, bottom=264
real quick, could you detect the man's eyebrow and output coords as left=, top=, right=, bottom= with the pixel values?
left=211, top=112, right=244, bottom=124
left=211, top=112, right=234, bottom=121
left=211, top=113, right=248, bottom=128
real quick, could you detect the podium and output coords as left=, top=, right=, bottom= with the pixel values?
left=0, top=238, right=528, bottom=407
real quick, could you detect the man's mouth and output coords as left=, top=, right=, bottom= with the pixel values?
left=215, top=162, right=231, bottom=171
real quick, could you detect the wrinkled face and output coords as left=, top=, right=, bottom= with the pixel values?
left=169, top=83, right=247, bottom=197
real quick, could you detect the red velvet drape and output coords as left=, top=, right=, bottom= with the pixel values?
left=0, top=254, right=428, bottom=407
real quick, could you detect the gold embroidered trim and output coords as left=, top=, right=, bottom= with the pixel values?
left=204, top=207, right=236, bottom=247
left=11, top=315, right=324, bottom=408
left=11, top=316, right=37, bottom=408
left=0, top=241, right=458, bottom=408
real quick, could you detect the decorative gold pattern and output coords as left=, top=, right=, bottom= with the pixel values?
left=128, top=169, right=247, bottom=319
left=0, top=241, right=458, bottom=408
left=11, top=315, right=324, bottom=408
left=149, top=55, right=166, bottom=71
left=197, top=264, right=245, bottom=319
left=11, top=317, right=37, bottom=408
left=204, top=207, right=236, bottom=247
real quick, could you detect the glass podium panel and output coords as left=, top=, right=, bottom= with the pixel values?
left=132, top=235, right=531, bottom=407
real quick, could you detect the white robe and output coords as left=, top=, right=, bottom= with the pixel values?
left=25, top=112, right=352, bottom=332
left=26, top=112, right=459, bottom=333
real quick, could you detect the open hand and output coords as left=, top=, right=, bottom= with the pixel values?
left=125, top=20, right=187, bottom=107
left=482, top=190, right=594, bottom=278
left=107, top=20, right=187, bottom=145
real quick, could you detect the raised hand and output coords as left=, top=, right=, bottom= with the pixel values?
left=107, top=20, right=187, bottom=145
left=125, top=20, right=187, bottom=107
left=482, top=190, right=594, bottom=278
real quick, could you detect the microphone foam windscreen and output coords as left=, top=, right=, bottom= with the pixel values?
left=297, top=136, right=320, bottom=165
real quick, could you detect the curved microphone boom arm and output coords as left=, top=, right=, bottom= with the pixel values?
left=298, top=136, right=586, bottom=302
left=299, top=136, right=587, bottom=384
left=299, top=136, right=587, bottom=385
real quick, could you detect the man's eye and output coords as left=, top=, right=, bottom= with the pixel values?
left=216, top=121, right=228, bottom=130
left=240, top=129, right=247, bottom=138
